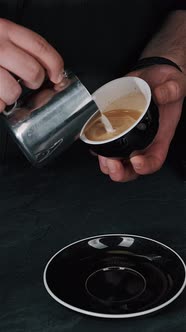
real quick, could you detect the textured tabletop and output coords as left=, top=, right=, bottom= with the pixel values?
left=0, top=126, right=185, bottom=332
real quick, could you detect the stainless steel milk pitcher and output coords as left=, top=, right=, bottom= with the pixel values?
left=1, top=70, right=98, bottom=166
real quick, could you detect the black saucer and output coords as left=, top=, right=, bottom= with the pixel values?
left=43, top=234, right=186, bottom=318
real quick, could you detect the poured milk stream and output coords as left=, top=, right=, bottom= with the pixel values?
left=84, top=92, right=147, bottom=141
left=100, top=113, right=115, bottom=133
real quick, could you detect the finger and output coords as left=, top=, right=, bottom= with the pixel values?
left=153, top=76, right=186, bottom=105
left=104, top=158, right=138, bottom=182
left=0, top=98, right=6, bottom=112
left=0, top=66, right=22, bottom=105
left=0, top=42, right=45, bottom=89
left=130, top=142, right=168, bottom=175
left=131, top=99, right=183, bottom=175
left=8, top=21, right=64, bottom=83
left=98, top=156, right=109, bottom=174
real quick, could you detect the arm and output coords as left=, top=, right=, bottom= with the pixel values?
left=98, top=10, right=186, bottom=182
left=141, top=10, right=186, bottom=73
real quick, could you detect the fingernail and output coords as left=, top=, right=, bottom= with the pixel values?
left=133, top=162, right=142, bottom=170
left=56, top=71, right=64, bottom=83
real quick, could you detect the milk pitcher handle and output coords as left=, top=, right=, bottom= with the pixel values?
left=3, top=71, right=69, bottom=117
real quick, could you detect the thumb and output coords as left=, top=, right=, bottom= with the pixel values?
left=153, top=76, right=186, bottom=105
left=130, top=140, right=169, bottom=175
left=130, top=152, right=166, bottom=175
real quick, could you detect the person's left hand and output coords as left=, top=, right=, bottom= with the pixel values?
left=98, top=65, right=186, bottom=182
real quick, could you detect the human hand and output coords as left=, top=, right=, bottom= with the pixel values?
left=98, top=65, right=186, bottom=182
left=0, top=19, right=64, bottom=112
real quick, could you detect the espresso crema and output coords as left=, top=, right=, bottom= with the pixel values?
left=84, top=92, right=146, bottom=142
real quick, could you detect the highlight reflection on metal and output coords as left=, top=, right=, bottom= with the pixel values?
left=2, top=70, right=98, bottom=166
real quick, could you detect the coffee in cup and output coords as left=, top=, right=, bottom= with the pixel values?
left=83, top=92, right=146, bottom=142
left=84, top=108, right=141, bottom=142
left=80, top=77, right=159, bottom=158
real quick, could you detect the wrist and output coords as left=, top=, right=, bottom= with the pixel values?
left=141, top=52, right=186, bottom=74
left=140, top=11, right=186, bottom=74
left=131, top=56, right=183, bottom=73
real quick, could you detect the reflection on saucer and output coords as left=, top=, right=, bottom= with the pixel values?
left=85, top=266, right=147, bottom=304
left=43, top=234, right=186, bottom=318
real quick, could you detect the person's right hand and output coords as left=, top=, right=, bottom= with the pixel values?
left=0, top=18, right=64, bottom=112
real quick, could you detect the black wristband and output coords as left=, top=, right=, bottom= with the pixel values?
left=131, top=56, right=182, bottom=73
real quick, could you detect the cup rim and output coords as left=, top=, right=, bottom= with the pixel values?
left=80, top=77, right=151, bottom=145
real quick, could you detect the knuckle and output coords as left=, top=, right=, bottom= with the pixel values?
left=35, top=36, right=49, bottom=54
left=151, top=154, right=165, bottom=173
left=168, top=80, right=179, bottom=100
left=0, top=18, right=8, bottom=32
left=28, top=63, right=44, bottom=84
left=55, top=55, right=64, bottom=71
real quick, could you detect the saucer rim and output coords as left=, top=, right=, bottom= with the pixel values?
left=43, top=233, right=186, bottom=319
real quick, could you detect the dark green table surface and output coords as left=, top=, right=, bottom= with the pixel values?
left=0, top=118, right=185, bottom=332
